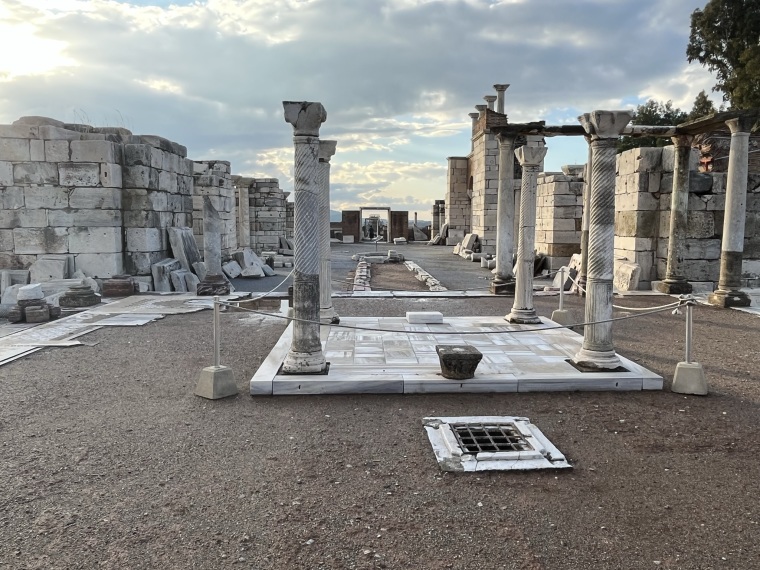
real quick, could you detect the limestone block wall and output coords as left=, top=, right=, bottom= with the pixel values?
left=535, top=172, right=584, bottom=270
left=468, top=131, right=499, bottom=254
left=286, top=202, right=294, bottom=238
left=192, top=161, right=236, bottom=260
left=0, top=118, right=128, bottom=278
left=121, top=136, right=194, bottom=276
left=248, top=178, right=287, bottom=254
left=445, top=157, right=470, bottom=235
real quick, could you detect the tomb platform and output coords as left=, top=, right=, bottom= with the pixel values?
left=250, top=316, right=662, bottom=395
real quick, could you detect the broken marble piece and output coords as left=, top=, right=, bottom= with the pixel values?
left=17, top=284, right=44, bottom=301
left=436, top=345, right=483, bottom=380
left=1, top=284, right=22, bottom=305
left=170, top=269, right=190, bottom=292
left=168, top=227, right=202, bottom=273
left=152, top=258, right=182, bottom=292
left=241, top=264, right=264, bottom=278
left=184, top=271, right=200, bottom=292
left=192, top=261, right=208, bottom=282
left=222, top=260, right=242, bottom=279
left=102, top=275, right=134, bottom=297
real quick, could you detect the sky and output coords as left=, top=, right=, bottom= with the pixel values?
left=0, top=0, right=722, bottom=218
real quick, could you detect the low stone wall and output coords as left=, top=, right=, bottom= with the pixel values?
left=193, top=161, right=236, bottom=260
left=249, top=178, right=287, bottom=254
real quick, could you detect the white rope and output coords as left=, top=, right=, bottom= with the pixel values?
left=565, top=271, right=682, bottom=312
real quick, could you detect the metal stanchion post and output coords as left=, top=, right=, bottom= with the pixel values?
left=195, top=296, right=238, bottom=399
left=671, top=295, right=707, bottom=395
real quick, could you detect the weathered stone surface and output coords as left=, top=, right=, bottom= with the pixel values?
left=0, top=138, right=31, bottom=161
left=59, top=162, right=100, bottom=187
left=406, top=311, right=443, bottom=324
left=240, top=264, right=264, bottom=278
left=13, top=228, right=68, bottom=254
left=39, top=279, right=83, bottom=296
left=59, top=284, right=100, bottom=308
left=69, top=227, right=122, bottom=254
left=24, top=304, right=50, bottom=323
left=184, top=271, right=200, bottom=292
left=436, top=345, right=483, bottom=380
left=170, top=269, right=190, bottom=292
left=151, top=258, right=181, bottom=292
left=17, top=283, right=44, bottom=300
left=196, top=273, right=230, bottom=296
left=168, top=227, right=202, bottom=272
left=13, top=162, right=58, bottom=185
left=1, top=284, right=22, bottom=304
left=70, top=140, right=118, bottom=163
left=68, top=187, right=121, bottom=210
left=222, top=260, right=242, bottom=278
left=29, top=257, right=68, bottom=282
left=102, top=276, right=134, bottom=297
left=614, top=261, right=642, bottom=291
left=74, top=252, right=124, bottom=278
left=192, top=261, right=208, bottom=281
left=0, top=162, right=14, bottom=186
left=126, top=227, right=164, bottom=252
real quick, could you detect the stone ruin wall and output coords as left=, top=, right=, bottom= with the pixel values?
left=0, top=116, right=291, bottom=290
left=192, top=160, right=237, bottom=260
left=467, top=129, right=499, bottom=254
left=286, top=202, right=294, bottom=238
left=535, top=170, right=584, bottom=271
left=445, top=157, right=470, bottom=240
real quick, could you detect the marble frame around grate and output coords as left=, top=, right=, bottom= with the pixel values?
left=249, top=316, right=663, bottom=395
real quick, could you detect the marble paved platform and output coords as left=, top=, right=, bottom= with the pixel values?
left=249, top=316, right=663, bottom=395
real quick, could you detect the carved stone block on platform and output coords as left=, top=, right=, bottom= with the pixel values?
left=59, top=284, right=100, bottom=308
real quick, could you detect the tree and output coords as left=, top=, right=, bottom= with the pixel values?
left=687, top=90, right=718, bottom=120
left=617, top=100, right=688, bottom=153
left=687, top=0, right=760, bottom=109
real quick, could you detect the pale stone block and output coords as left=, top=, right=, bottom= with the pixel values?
left=74, top=252, right=124, bottom=278
left=686, top=212, right=715, bottom=239
left=0, top=186, right=23, bottom=209
left=70, top=140, right=118, bottom=163
left=69, top=187, right=121, bottom=209
left=14, top=162, right=58, bottom=184
left=47, top=209, right=121, bottom=227
left=59, top=162, right=100, bottom=187
left=29, top=257, right=68, bottom=281
left=24, top=187, right=69, bottom=209
left=0, top=209, right=47, bottom=228
left=38, top=125, right=81, bottom=140
left=616, top=191, right=658, bottom=211
left=13, top=227, right=68, bottom=254
left=614, top=236, right=653, bottom=251
left=30, top=139, right=45, bottom=161
left=0, top=138, right=31, bottom=161
left=222, top=260, right=242, bottom=278
left=406, top=311, right=444, bottom=324
left=100, top=163, right=122, bottom=188
left=0, top=161, right=12, bottom=186
left=126, top=251, right=166, bottom=275
left=633, top=147, right=662, bottom=172
left=170, top=269, right=189, bottom=292
left=0, top=124, right=39, bottom=138
left=126, top=227, right=164, bottom=252
left=152, top=258, right=181, bottom=291
left=44, top=140, right=70, bottom=162
left=17, top=283, right=44, bottom=300
left=0, top=229, right=13, bottom=251
left=123, top=165, right=158, bottom=189
left=68, top=227, right=122, bottom=253
left=150, top=148, right=164, bottom=170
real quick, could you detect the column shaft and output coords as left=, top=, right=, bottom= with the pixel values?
left=708, top=117, right=753, bottom=307
left=656, top=136, right=693, bottom=294
left=318, top=141, right=339, bottom=324
left=493, top=134, right=516, bottom=288
left=578, top=139, right=592, bottom=294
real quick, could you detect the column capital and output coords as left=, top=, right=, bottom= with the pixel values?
left=496, top=132, right=517, bottom=146
left=515, top=144, right=547, bottom=167
left=475, top=104, right=487, bottom=114
left=468, top=112, right=480, bottom=120
left=283, top=101, right=326, bottom=136
left=484, top=95, right=497, bottom=110
left=726, top=115, right=756, bottom=134
left=671, top=134, right=694, bottom=147
left=578, top=110, right=633, bottom=139
left=493, top=84, right=510, bottom=93
left=318, top=140, right=337, bottom=162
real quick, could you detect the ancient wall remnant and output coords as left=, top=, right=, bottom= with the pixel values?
left=193, top=160, right=236, bottom=260
left=534, top=168, right=584, bottom=270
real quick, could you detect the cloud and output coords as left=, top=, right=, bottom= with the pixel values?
left=1, top=0, right=718, bottom=203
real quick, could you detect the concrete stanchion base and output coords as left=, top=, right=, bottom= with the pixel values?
left=195, top=365, right=238, bottom=399
left=550, top=309, right=573, bottom=327
left=671, top=362, right=707, bottom=395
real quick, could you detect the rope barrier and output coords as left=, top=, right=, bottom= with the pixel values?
left=564, top=271, right=680, bottom=312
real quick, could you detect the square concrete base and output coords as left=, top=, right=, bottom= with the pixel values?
left=195, top=365, right=238, bottom=399
left=671, top=362, right=707, bottom=396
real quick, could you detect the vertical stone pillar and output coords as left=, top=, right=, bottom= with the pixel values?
left=573, top=110, right=632, bottom=370
left=506, top=140, right=547, bottom=324
left=281, top=101, right=328, bottom=374
left=484, top=95, right=497, bottom=111
left=578, top=127, right=592, bottom=294
left=491, top=132, right=517, bottom=293
left=237, top=184, right=250, bottom=249
left=202, top=196, right=223, bottom=275
left=318, top=140, right=339, bottom=324
left=656, top=135, right=694, bottom=294
left=494, top=84, right=509, bottom=114
left=469, top=113, right=479, bottom=151
left=708, top=116, right=754, bottom=308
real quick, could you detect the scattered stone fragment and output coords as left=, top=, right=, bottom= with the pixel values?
left=59, top=284, right=100, bottom=308
left=196, top=273, right=231, bottom=296
left=222, top=261, right=242, bottom=279
left=17, top=283, right=44, bottom=301
left=170, top=270, right=190, bottom=292
left=24, top=304, right=50, bottom=323
left=152, top=259, right=182, bottom=292
left=101, top=275, right=134, bottom=297
left=168, top=227, right=202, bottom=272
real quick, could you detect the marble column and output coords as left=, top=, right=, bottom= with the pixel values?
left=573, top=110, right=632, bottom=370
left=196, top=195, right=230, bottom=295
left=469, top=113, right=479, bottom=151
left=281, top=101, right=328, bottom=374
left=494, top=84, right=509, bottom=114
left=577, top=128, right=592, bottom=295
left=237, top=184, right=250, bottom=249
left=506, top=140, right=547, bottom=324
left=318, top=140, right=339, bottom=324
left=656, top=135, right=694, bottom=295
left=708, top=116, right=754, bottom=308
left=491, top=132, right=517, bottom=293
left=484, top=95, right=497, bottom=111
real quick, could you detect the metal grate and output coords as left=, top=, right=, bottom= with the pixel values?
left=450, top=422, right=533, bottom=454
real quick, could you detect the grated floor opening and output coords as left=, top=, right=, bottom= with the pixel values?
left=450, top=422, right=533, bottom=454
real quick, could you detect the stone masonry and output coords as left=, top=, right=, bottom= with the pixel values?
left=193, top=161, right=237, bottom=260
left=534, top=168, right=584, bottom=270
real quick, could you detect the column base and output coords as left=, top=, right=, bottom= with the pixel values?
left=671, top=361, right=707, bottom=395
left=707, top=289, right=751, bottom=308
left=320, top=307, right=340, bottom=325
left=282, top=351, right=327, bottom=374
left=490, top=279, right=516, bottom=295
left=654, top=279, right=692, bottom=295
left=505, top=308, right=541, bottom=324
left=572, top=348, right=622, bottom=371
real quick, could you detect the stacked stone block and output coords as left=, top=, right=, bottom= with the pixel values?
left=286, top=202, right=294, bottom=238
left=468, top=127, right=499, bottom=254
left=193, top=161, right=236, bottom=260
left=248, top=178, right=288, bottom=255
left=535, top=171, right=584, bottom=270
left=445, top=156, right=471, bottom=237
left=0, top=117, right=126, bottom=278
left=121, top=135, right=194, bottom=276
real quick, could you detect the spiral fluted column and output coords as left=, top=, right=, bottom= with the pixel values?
left=573, top=110, right=632, bottom=370
left=281, top=101, right=328, bottom=374
left=506, top=140, right=547, bottom=324
left=318, top=140, right=339, bottom=324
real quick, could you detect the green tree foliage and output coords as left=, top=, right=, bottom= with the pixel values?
left=687, top=0, right=760, bottom=109
left=687, top=90, right=718, bottom=120
left=617, top=100, right=688, bottom=153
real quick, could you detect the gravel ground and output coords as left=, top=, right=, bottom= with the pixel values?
left=2, top=259, right=760, bottom=569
